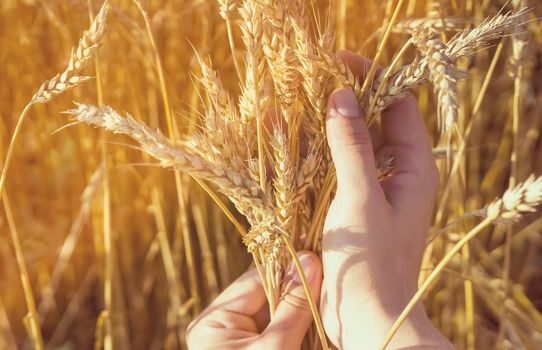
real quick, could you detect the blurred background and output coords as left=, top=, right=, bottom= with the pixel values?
left=1, top=0, right=542, bottom=349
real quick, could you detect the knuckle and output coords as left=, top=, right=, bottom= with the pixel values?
left=282, top=293, right=310, bottom=311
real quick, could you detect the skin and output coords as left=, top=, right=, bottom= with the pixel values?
left=186, top=52, right=455, bottom=349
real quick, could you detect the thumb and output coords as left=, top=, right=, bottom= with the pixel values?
left=326, top=88, right=379, bottom=198
left=261, top=252, right=323, bottom=348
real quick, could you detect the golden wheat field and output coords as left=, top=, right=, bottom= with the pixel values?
left=1, top=0, right=542, bottom=349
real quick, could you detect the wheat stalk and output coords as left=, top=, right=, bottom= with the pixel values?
left=38, top=164, right=104, bottom=319
left=217, top=0, right=242, bottom=80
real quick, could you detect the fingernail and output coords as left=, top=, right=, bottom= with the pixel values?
left=331, top=89, right=361, bottom=118
left=293, top=254, right=318, bottom=284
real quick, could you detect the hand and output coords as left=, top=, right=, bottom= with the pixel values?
left=186, top=252, right=322, bottom=349
left=321, top=51, right=453, bottom=349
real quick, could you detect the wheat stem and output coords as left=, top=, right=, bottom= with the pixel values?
left=0, top=102, right=32, bottom=199
left=132, top=0, right=203, bottom=313
left=226, top=18, right=243, bottom=81
left=3, top=193, right=44, bottom=350
left=359, top=0, right=406, bottom=102
left=282, top=234, right=330, bottom=350
left=87, top=2, right=114, bottom=347
left=194, top=178, right=248, bottom=236
left=499, top=13, right=527, bottom=342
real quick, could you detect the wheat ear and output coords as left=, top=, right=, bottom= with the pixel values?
left=71, top=103, right=284, bottom=262
left=369, top=8, right=529, bottom=117
left=393, top=17, right=466, bottom=34
left=195, top=58, right=250, bottom=172
left=0, top=0, right=110, bottom=200
left=68, top=103, right=272, bottom=224
left=412, top=28, right=458, bottom=131
left=272, top=129, right=296, bottom=234
left=239, top=0, right=266, bottom=188
left=31, top=1, right=109, bottom=104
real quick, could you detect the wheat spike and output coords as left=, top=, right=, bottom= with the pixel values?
left=218, top=0, right=236, bottom=19
left=393, top=17, right=466, bottom=35
left=272, top=129, right=296, bottom=235
left=259, top=0, right=303, bottom=116
left=68, top=103, right=273, bottom=224
left=31, top=0, right=110, bottom=104
left=195, top=58, right=251, bottom=172
left=486, top=175, right=542, bottom=222
left=238, top=0, right=265, bottom=125
left=446, top=8, right=530, bottom=59
left=412, top=28, right=458, bottom=131
left=293, top=21, right=335, bottom=138
left=508, top=2, right=529, bottom=79
left=366, top=8, right=529, bottom=117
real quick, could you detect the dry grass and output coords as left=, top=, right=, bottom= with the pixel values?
left=1, top=1, right=542, bottom=349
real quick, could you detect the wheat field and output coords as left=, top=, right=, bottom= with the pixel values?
left=1, top=0, right=542, bottom=349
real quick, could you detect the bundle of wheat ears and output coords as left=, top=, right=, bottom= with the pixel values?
left=2, top=0, right=542, bottom=349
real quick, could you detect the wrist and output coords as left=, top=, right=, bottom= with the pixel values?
left=340, top=302, right=453, bottom=350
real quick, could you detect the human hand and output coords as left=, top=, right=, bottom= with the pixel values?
left=186, top=252, right=322, bottom=349
left=321, top=51, right=453, bottom=349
